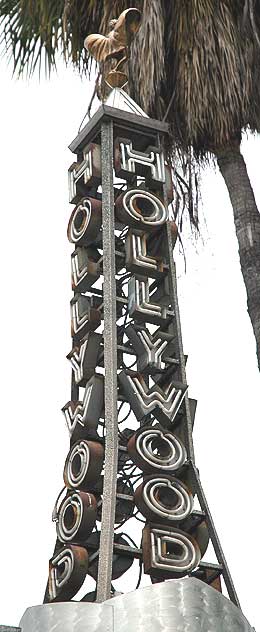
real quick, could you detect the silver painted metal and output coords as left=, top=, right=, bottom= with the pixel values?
left=19, top=602, right=113, bottom=632
left=19, top=579, right=254, bottom=632
left=96, top=120, right=118, bottom=602
left=109, top=579, right=254, bottom=632
left=38, top=95, right=243, bottom=609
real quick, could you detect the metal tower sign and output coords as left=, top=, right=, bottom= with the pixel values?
left=43, top=84, right=234, bottom=602
left=18, top=86, right=254, bottom=632
left=3, top=13, right=254, bottom=632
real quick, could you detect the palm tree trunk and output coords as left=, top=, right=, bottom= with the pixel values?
left=215, top=143, right=260, bottom=370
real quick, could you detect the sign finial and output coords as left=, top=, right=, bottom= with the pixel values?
left=84, top=8, right=141, bottom=89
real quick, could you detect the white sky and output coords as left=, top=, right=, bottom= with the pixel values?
left=0, top=62, right=259, bottom=629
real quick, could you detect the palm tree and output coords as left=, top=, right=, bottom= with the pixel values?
left=1, top=0, right=260, bottom=369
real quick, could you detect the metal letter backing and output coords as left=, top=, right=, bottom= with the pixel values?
left=115, top=139, right=165, bottom=184
left=68, top=144, right=101, bottom=204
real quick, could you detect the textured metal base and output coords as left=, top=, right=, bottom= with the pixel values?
left=19, top=578, right=253, bottom=632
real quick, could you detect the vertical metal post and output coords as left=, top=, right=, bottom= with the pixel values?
left=165, top=219, right=195, bottom=462
left=96, top=120, right=118, bottom=602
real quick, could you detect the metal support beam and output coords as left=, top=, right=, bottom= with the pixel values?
left=164, top=219, right=195, bottom=462
left=162, top=178, right=239, bottom=605
left=96, top=120, right=118, bottom=602
left=191, top=462, right=240, bottom=607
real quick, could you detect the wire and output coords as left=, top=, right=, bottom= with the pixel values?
left=118, top=225, right=129, bottom=239
left=122, top=463, right=138, bottom=474
left=114, top=515, right=133, bottom=530
left=117, top=272, right=131, bottom=282
left=135, top=559, right=143, bottom=589
left=133, top=511, right=146, bottom=523
left=119, top=532, right=138, bottom=549
left=52, top=486, right=66, bottom=522
left=121, top=462, right=135, bottom=470
left=122, top=358, right=137, bottom=370
left=118, top=403, right=131, bottom=424
left=117, top=400, right=124, bottom=414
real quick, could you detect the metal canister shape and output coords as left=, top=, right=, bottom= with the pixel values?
left=128, top=426, right=187, bottom=474
left=47, top=544, right=88, bottom=602
left=115, top=188, right=168, bottom=231
left=134, top=475, right=193, bottom=522
left=64, top=440, right=104, bottom=490
left=142, top=524, right=201, bottom=578
left=67, top=197, right=102, bottom=246
left=56, top=491, right=97, bottom=543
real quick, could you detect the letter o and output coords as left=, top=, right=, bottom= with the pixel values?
left=128, top=426, right=186, bottom=474
left=67, top=197, right=102, bottom=246
left=115, top=188, right=168, bottom=230
left=134, top=475, right=193, bottom=522
left=56, top=491, right=97, bottom=543
left=64, top=440, right=104, bottom=490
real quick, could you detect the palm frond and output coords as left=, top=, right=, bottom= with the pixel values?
left=129, top=0, right=164, bottom=119
left=0, top=0, right=63, bottom=76
left=1, top=0, right=260, bottom=231
left=129, top=0, right=260, bottom=154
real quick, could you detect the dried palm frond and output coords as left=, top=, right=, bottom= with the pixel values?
left=128, top=0, right=165, bottom=118
left=129, top=0, right=260, bottom=154
left=1, top=0, right=260, bottom=231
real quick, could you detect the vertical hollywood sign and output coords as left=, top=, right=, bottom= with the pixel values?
left=44, top=92, right=239, bottom=607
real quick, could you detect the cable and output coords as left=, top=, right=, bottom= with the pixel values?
left=135, top=559, right=143, bottom=589
left=122, top=358, right=137, bottom=370
left=119, top=532, right=138, bottom=549
left=118, top=403, right=132, bottom=424
left=133, top=511, right=146, bottom=524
